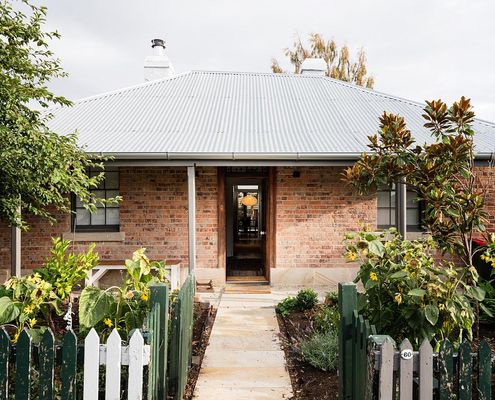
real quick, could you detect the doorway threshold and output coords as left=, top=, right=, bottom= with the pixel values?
left=226, top=275, right=269, bottom=285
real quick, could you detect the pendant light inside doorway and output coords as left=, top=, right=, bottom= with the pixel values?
left=241, top=194, right=257, bottom=207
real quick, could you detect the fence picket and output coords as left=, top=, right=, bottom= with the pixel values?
left=147, top=304, right=160, bottom=400
left=39, top=329, right=55, bottom=400
left=338, top=283, right=357, bottom=400
left=61, top=330, right=77, bottom=400
left=438, top=339, right=453, bottom=400
left=399, top=339, right=413, bottom=400
left=149, top=284, right=169, bottom=399
left=0, top=328, right=10, bottom=399
left=351, top=311, right=359, bottom=399
left=128, top=330, right=145, bottom=400
left=83, top=329, right=100, bottom=400
left=15, top=329, right=31, bottom=400
left=458, top=340, right=472, bottom=400
left=418, top=339, right=433, bottom=400
left=105, top=329, right=122, bottom=400
left=379, top=337, right=395, bottom=399
left=478, top=339, right=491, bottom=400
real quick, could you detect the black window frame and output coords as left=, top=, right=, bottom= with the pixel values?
left=71, top=168, right=120, bottom=233
left=377, top=184, right=424, bottom=232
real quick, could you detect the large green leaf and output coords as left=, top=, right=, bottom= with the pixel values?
left=390, top=271, right=408, bottom=279
left=425, top=304, right=439, bottom=325
left=0, top=296, right=20, bottom=325
left=467, top=286, right=485, bottom=302
left=78, top=286, right=114, bottom=329
left=408, top=288, right=426, bottom=297
left=368, top=240, right=385, bottom=257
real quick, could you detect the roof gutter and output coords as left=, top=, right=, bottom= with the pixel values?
left=91, top=151, right=364, bottom=161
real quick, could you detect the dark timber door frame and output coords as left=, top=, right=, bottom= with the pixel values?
left=217, top=167, right=276, bottom=282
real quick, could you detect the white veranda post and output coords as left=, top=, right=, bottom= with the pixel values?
left=187, top=165, right=196, bottom=274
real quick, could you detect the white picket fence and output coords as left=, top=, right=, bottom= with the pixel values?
left=83, top=328, right=151, bottom=400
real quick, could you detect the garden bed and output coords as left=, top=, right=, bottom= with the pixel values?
left=183, top=301, right=217, bottom=400
left=277, top=310, right=338, bottom=400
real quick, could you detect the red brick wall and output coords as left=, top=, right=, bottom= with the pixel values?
left=0, top=167, right=218, bottom=279
left=275, top=167, right=376, bottom=269
left=478, top=166, right=495, bottom=233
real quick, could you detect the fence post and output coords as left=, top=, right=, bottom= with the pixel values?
left=339, top=282, right=357, bottom=400
left=150, top=284, right=170, bottom=399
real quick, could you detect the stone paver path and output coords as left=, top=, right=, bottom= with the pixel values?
left=193, top=293, right=293, bottom=400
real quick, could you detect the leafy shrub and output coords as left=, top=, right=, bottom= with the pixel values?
left=479, top=280, right=495, bottom=322
left=295, top=288, right=318, bottom=311
left=78, top=248, right=170, bottom=338
left=275, top=296, right=297, bottom=317
left=344, top=228, right=484, bottom=348
left=314, top=305, right=339, bottom=333
left=300, top=331, right=339, bottom=371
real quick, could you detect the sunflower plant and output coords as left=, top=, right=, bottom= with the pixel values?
left=344, top=228, right=484, bottom=349
left=78, top=248, right=170, bottom=339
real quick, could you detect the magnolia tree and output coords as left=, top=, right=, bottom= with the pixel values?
left=344, top=97, right=495, bottom=269
left=0, top=0, right=117, bottom=229
left=343, top=98, right=495, bottom=345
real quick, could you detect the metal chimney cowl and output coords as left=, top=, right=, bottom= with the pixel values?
left=144, top=38, right=175, bottom=81
left=300, top=58, right=327, bottom=76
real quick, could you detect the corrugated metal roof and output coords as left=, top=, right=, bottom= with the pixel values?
left=47, top=70, right=495, bottom=159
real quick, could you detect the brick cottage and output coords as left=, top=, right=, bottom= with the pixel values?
left=2, top=58, right=495, bottom=287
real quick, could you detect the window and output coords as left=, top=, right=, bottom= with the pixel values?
left=377, top=185, right=423, bottom=231
left=71, top=168, right=120, bottom=232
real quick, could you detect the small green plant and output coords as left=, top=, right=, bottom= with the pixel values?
left=276, top=288, right=319, bottom=316
left=479, top=280, right=495, bottom=322
left=314, top=305, right=339, bottom=333
left=295, top=288, right=318, bottom=311
left=300, top=331, right=339, bottom=371
left=325, top=291, right=338, bottom=307
left=275, top=296, right=298, bottom=317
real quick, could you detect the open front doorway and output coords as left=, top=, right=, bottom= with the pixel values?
left=224, top=168, right=269, bottom=281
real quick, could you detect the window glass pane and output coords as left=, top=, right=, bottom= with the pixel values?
left=106, top=208, right=120, bottom=225
left=378, top=209, right=391, bottom=226
left=105, top=172, right=119, bottom=190
left=391, top=211, right=396, bottom=225
left=407, top=208, right=419, bottom=226
left=390, top=191, right=396, bottom=207
left=106, top=190, right=120, bottom=207
left=75, top=196, right=84, bottom=208
left=91, top=208, right=105, bottom=225
left=377, top=191, right=390, bottom=207
left=406, top=192, right=416, bottom=208
left=76, top=209, right=90, bottom=225
left=92, top=190, right=106, bottom=206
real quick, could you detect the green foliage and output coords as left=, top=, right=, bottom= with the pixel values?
left=324, top=291, right=339, bottom=307
left=344, top=97, right=495, bottom=269
left=0, top=0, right=120, bottom=229
left=275, top=296, right=298, bottom=317
left=479, top=280, right=495, bottom=322
left=0, top=239, right=98, bottom=341
left=276, top=288, right=319, bottom=316
left=78, top=248, right=170, bottom=338
left=345, top=228, right=482, bottom=348
left=300, top=330, right=339, bottom=371
left=35, top=237, right=99, bottom=299
left=271, top=33, right=374, bottom=88
left=314, top=305, right=339, bottom=334
left=295, top=288, right=319, bottom=311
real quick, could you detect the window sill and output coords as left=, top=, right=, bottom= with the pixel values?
left=62, top=232, right=125, bottom=242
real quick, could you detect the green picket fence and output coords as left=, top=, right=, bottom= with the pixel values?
left=338, top=282, right=493, bottom=400
left=0, top=274, right=195, bottom=400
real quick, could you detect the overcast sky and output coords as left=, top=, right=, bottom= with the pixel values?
left=36, top=0, right=495, bottom=121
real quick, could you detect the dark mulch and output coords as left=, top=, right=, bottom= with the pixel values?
left=277, top=310, right=338, bottom=400
left=183, top=301, right=217, bottom=400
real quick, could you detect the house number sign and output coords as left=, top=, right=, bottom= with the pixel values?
left=400, top=349, right=413, bottom=360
